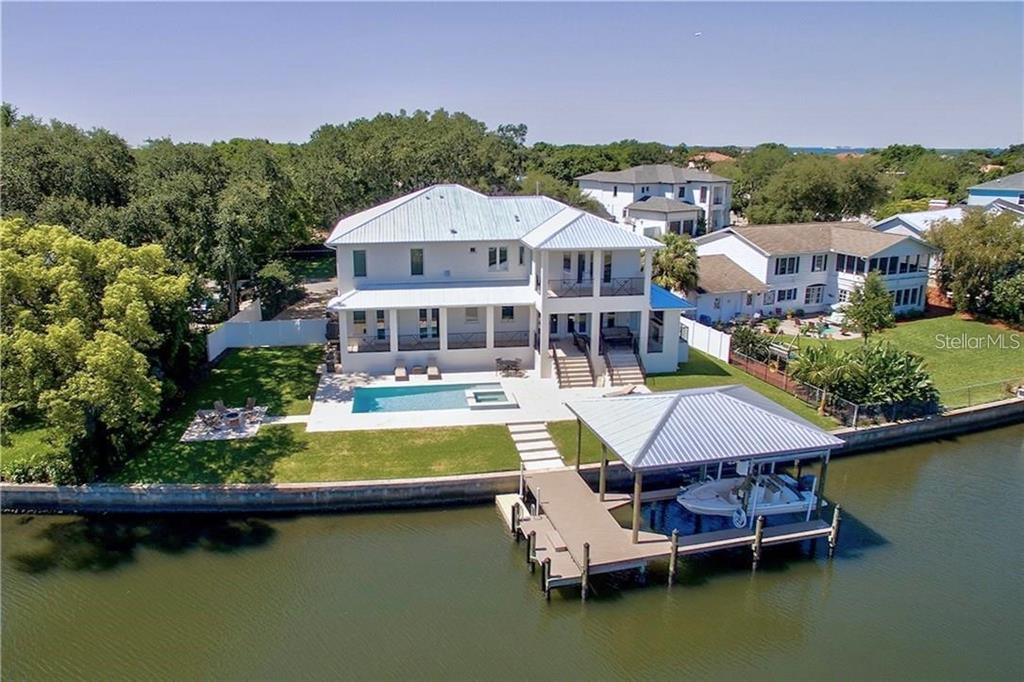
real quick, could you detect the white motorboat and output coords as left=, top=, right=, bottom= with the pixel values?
left=676, top=471, right=822, bottom=528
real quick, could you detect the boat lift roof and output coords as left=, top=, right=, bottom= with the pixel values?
left=565, top=385, right=845, bottom=473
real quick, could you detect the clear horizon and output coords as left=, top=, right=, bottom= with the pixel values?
left=2, top=1, right=1022, bottom=148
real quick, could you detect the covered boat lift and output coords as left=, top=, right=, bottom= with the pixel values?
left=501, top=385, right=846, bottom=600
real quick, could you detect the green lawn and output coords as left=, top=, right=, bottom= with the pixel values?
left=110, top=344, right=518, bottom=483
left=776, top=316, right=1023, bottom=406
left=115, top=423, right=518, bottom=484
left=646, top=349, right=837, bottom=428
left=1, top=424, right=58, bottom=472
left=547, top=420, right=606, bottom=465
left=283, top=255, right=335, bottom=282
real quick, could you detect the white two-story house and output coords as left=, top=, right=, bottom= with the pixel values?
left=325, top=185, right=692, bottom=385
left=689, top=222, right=937, bottom=324
left=576, top=164, right=733, bottom=237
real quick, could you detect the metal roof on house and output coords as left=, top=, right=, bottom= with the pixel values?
left=325, top=185, right=565, bottom=245
left=969, top=171, right=1024, bottom=192
left=327, top=282, right=536, bottom=310
left=521, top=210, right=663, bottom=250
left=872, top=207, right=966, bottom=236
left=576, top=164, right=732, bottom=185
left=625, top=196, right=702, bottom=214
left=698, top=222, right=937, bottom=257
left=697, top=254, right=769, bottom=294
left=566, top=385, right=844, bottom=472
left=649, top=283, right=694, bottom=309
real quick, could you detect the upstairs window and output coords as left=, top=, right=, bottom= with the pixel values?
left=465, top=307, right=479, bottom=324
left=501, top=306, right=515, bottom=321
left=699, top=186, right=708, bottom=203
left=410, top=248, right=424, bottom=276
left=811, top=254, right=827, bottom=272
left=677, top=187, right=685, bottom=199
left=353, top=250, right=367, bottom=278
left=518, top=246, right=525, bottom=266
left=774, top=256, right=800, bottom=276
left=488, top=246, right=508, bottom=271
left=602, top=252, right=612, bottom=283
left=612, top=185, right=618, bottom=197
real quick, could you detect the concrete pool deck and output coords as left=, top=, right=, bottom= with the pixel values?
left=306, top=370, right=628, bottom=432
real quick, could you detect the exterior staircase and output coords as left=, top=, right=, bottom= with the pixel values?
left=552, top=341, right=595, bottom=388
left=605, top=350, right=645, bottom=386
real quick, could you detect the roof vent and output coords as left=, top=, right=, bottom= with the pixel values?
left=450, top=228, right=458, bottom=234
left=514, top=215, right=520, bottom=222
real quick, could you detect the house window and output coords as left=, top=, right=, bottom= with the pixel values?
left=465, top=307, right=479, bottom=324
left=811, top=254, right=827, bottom=272
left=804, top=284, right=824, bottom=305
left=410, top=248, right=424, bottom=276
left=1018, top=193, right=1024, bottom=206
left=682, top=219, right=695, bottom=235
left=764, top=290, right=776, bottom=305
left=603, top=252, right=612, bottom=283
left=699, top=186, right=708, bottom=203
left=353, top=250, right=367, bottom=278
left=777, top=288, right=798, bottom=302
left=668, top=221, right=681, bottom=234
left=838, top=288, right=851, bottom=303
left=640, top=186, right=650, bottom=195
left=488, top=246, right=508, bottom=271
left=677, top=187, right=685, bottom=199
left=353, top=310, right=367, bottom=327
left=518, top=246, right=525, bottom=265
left=418, top=308, right=439, bottom=338
left=605, top=313, right=616, bottom=327
left=562, top=253, right=572, bottom=271
left=622, top=208, right=627, bottom=218
left=713, top=187, right=723, bottom=205
left=376, top=310, right=386, bottom=340
left=746, top=293, right=754, bottom=306
left=774, top=256, right=800, bottom=276
left=501, top=306, right=515, bottom=321
left=613, top=186, right=618, bottom=197
left=549, top=315, right=558, bottom=334
left=713, top=298, right=721, bottom=309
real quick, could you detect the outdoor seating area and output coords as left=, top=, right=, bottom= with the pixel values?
left=496, top=358, right=524, bottom=377
left=180, top=398, right=268, bottom=442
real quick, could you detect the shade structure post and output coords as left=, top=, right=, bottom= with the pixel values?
left=815, top=452, right=830, bottom=519
left=668, top=529, right=679, bottom=585
left=581, top=542, right=590, bottom=602
left=511, top=502, right=519, bottom=539
left=575, top=418, right=582, bottom=472
left=527, top=531, right=535, bottom=571
left=752, top=515, right=766, bottom=569
left=828, top=504, right=842, bottom=558
left=598, top=445, right=608, bottom=502
left=631, top=471, right=643, bottom=544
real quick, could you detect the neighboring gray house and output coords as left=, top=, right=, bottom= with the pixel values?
left=967, top=171, right=1024, bottom=207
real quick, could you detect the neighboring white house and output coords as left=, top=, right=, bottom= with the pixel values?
left=324, top=184, right=692, bottom=382
left=689, top=222, right=937, bottom=324
left=967, top=171, right=1024, bottom=207
left=576, top=164, right=733, bottom=236
left=871, top=206, right=967, bottom=239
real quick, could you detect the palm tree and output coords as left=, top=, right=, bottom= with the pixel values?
left=652, top=233, right=699, bottom=293
left=790, top=344, right=854, bottom=415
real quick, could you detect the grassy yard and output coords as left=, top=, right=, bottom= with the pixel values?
left=115, top=423, right=518, bottom=484
left=1, top=424, right=58, bottom=472
left=110, top=344, right=518, bottom=483
left=547, top=420, right=605, bottom=466
left=775, top=316, right=1023, bottom=405
left=283, top=255, right=335, bottom=282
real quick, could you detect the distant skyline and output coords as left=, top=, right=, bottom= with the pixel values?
left=2, top=2, right=1022, bottom=148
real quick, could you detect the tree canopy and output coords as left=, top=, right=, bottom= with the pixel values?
left=843, top=271, right=896, bottom=340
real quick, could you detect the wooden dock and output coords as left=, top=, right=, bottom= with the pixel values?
left=503, top=468, right=838, bottom=597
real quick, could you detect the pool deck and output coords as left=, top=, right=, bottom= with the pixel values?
left=306, top=370, right=619, bottom=432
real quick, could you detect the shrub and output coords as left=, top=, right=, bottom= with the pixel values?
left=764, top=318, right=781, bottom=334
left=730, top=325, right=771, bottom=360
left=255, top=260, right=303, bottom=318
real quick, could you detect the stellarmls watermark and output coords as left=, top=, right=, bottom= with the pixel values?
left=934, top=333, right=1021, bottom=350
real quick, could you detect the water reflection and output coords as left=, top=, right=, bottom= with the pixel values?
left=10, top=515, right=276, bottom=574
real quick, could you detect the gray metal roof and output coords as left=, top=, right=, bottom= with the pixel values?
left=969, top=171, right=1024, bottom=192
left=625, top=196, right=702, bottom=214
left=325, top=185, right=565, bottom=245
left=566, top=385, right=843, bottom=472
left=576, top=164, right=732, bottom=185
left=521, top=210, right=663, bottom=250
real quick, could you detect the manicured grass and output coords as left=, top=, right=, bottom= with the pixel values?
left=115, top=423, right=518, bottom=484
left=547, top=420, right=605, bottom=466
left=192, top=345, right=323, bottom=417
left=774, top=316, right=1023, bottom=406
left=1, top=425, right=57, bottom=471
left=284, top=255, right=335, bottom=282
left=645, top=349, right=837, bottom=429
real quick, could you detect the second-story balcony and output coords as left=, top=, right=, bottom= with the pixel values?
left=547, top=277, right=645, bottom=298
left=548, top=278, right=593, bottom=297
left=600, top=277, right=645, bottom=297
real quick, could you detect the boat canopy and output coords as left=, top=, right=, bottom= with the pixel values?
left=565, top=385, right=844, bottom=473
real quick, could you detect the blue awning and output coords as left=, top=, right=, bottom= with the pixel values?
left=649, top=283, right=693, bottom=310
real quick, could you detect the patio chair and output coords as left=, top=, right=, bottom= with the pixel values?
left=394, top=358, right=409, bottom=382
left=243, top=397, right=259, bottom=423
left=213, top=400, right=228, bottom=416
left=427, top=357, right=441, bottom=381
left=603, top=384, right=638, bottom=398
left=200, top=410, right=222, bottom=429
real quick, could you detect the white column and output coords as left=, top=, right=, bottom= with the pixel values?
left=592, top=249, right=603, bottom=356
left=592, top=249, right=603, bottom=298
left=485, top=305, right=495, bottom=349
left=643, top=249, right=653, bottom=299
left=528, top=304, right=537, bottom=351
left=538, top=251, right=548, bottom=299
left=439, top=307, right=449, bottom=351
left=539, top=310, right=551, bottom=377
left=389, top=309, right=399, bottom=353
left=338, top=311, right=349, bottom=356
left=639, top=310, right=650, bottom=356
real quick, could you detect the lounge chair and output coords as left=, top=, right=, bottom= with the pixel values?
left=603, top=384, right=638, bottom=398
left=427, top=357, right=441, bottom=381
left=394, top=359, right=409, bottom=382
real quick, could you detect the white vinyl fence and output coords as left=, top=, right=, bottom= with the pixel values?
left=206, top=300, right=327, bottom=361
left=679, top=315, right=731, bottom=362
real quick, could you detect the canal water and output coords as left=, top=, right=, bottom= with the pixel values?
left=3, top=424, right=1022, bottom=681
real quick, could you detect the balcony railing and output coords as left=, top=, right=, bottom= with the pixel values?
left=448, top=332, right=487, bottom=350
left=398, top=334, right=440, bottom=351
left=548, top=278, right=594, bottom=298
left=494, top=330, right=530, bottom=348
left=346, top=335, right=390, bottom=353
left=600, top=277, right=645, bottom=297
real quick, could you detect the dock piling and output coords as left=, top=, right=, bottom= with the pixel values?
left=668, top=529, right=679, bottom=585
left=581, top=542, right=590, bottom=602
left=542, top=558, right=551, bottom=600
left=752, top=515, right=766, bottom=569
left=828, top=504, right=842, bottom=558
left=527, top=530, right=536, bottom=572
left=511, top=502, right=519, bottom=540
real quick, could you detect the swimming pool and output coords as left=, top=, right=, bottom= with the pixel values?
left=352, top=383, right=509, bottom=413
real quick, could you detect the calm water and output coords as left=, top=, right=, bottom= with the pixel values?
left=3, top=425, right=1023, bottom=681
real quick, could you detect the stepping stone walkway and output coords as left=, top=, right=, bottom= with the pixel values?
left=507, top=422, right=565, bottom=471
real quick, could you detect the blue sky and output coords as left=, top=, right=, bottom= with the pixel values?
left=2, top=2, right=1021, bottom=148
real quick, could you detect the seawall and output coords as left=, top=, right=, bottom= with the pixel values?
left=3, top=399, right=1022, bottom=515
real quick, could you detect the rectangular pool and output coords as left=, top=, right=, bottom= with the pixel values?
left=352, top=383, right=510, bottom=413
